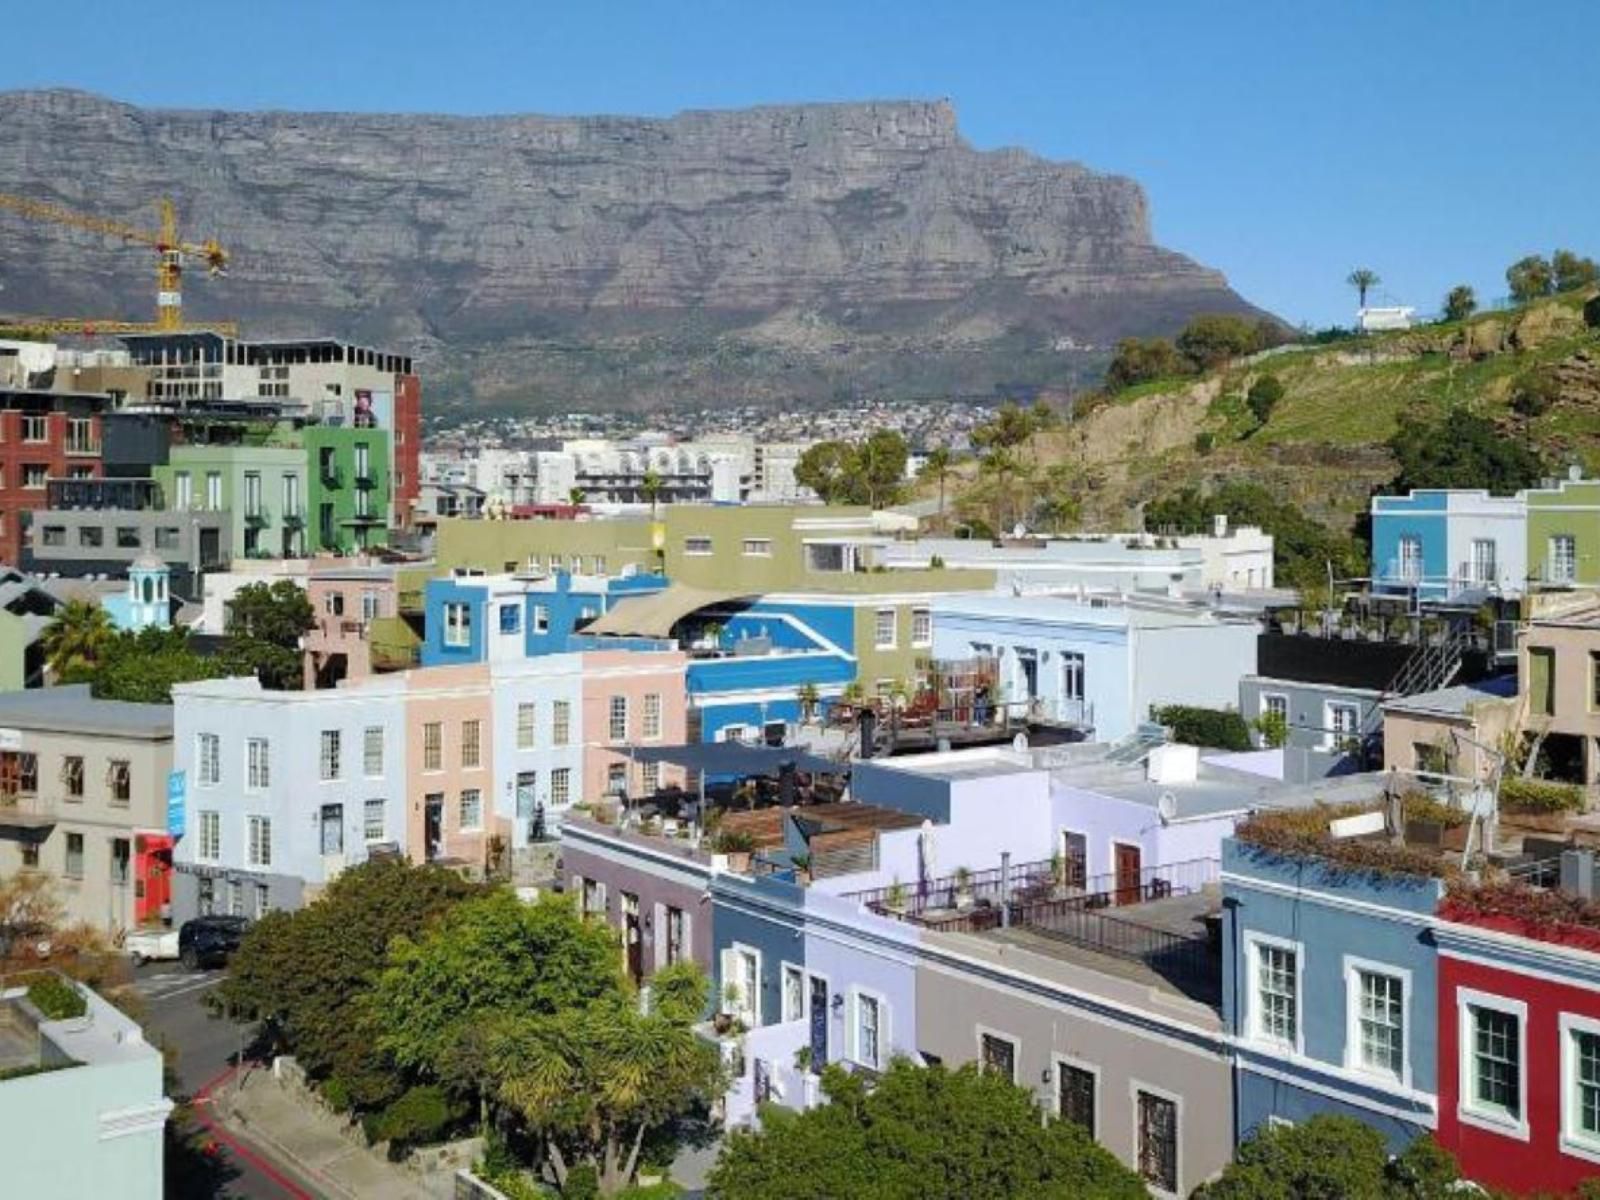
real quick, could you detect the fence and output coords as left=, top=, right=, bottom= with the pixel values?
left=1020, top=901, right=1219, bottom=998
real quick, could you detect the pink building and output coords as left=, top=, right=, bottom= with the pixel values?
left=303, top=562, right=402, bottom=689
left=403, top=664, right=502, bottom=867
left=580, top=651, right=689, bottom=802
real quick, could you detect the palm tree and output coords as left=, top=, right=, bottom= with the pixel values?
left=40, top=599, right=115, bottom=682
left=1347, top=268, right=1381, bottom=310
left=920, top=448, right=953, bottom=525
left=641, top=469, right=663, bottom=519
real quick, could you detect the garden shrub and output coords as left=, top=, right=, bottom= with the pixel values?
left=26, top=974, right=86, bottom=1021
left=1499, top=776, right=1584, bottom=815
left=1153, top=705, right=1252, bottom=752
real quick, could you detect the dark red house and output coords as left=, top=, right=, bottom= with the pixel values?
left=0, top=389, right=106, bottom=566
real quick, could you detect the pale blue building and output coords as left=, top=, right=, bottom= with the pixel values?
left=1370, top=489, right=1527, bottom=601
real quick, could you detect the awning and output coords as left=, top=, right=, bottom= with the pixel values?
left=627, top=741, right=849, bottom=776
left=583, top=583, right=750, bottom=638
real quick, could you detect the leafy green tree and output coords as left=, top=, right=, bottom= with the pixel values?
left=1347, top=268, right=1381, bottom=309
left=1587, top=293, right=1600, bottom=330
left=40, top=598, right=116, bottom=682
left=1553, top=248, right=1599, bottom=293
left=707, top=1060, right=1147, bottom=1200
left=1104, top=337, right=1193, bottom=391
left=857, top=429, right=910, bottom=509
left=641, top=469, right=664, bottom=519
left=1507, top=254, right=1555, bottom=303
left=1246, top=375, right=1285, bottom=427
left=795, top=433, right=908, bottom=508
left=88, top=626, right=220, bottom=703
left=1388, top=408, right=1546, bottom=495
left=1254, top=709, right=1289, bottom=749
left=568, top=487, right=587, bottom=506
left=374, top=891, right=620, bottom=1079
left=489, top=967, right=722, bottom=1195
left=216, top=860, right=478, bottom=1111
left=1510, top=367, right=1561, bottom=432
left=795, top=440, right=856, bottom=504
left=920, top=447, right=954, bottom=524
left=1442, top=284, right=1477, bottom=323
left=222, top=579, right=316, bottom=690
left=1176, top=315, right=1260, bottom=371
left=1191, top=1115, right=1462, bottom=1200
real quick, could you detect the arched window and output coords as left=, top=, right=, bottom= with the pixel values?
left=142, top=577, right=153, bottom=604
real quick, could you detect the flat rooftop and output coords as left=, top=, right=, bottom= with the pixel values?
left=0, top=684, right=172, bottom=739
left=874, top=748, right=1036, bottom=783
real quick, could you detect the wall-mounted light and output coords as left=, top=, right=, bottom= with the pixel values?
left=831, top=993, right=844, bottom=1012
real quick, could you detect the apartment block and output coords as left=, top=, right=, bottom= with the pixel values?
left=0, top=389, right=106, bottom=565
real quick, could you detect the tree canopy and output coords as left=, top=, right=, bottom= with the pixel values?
left=1507, top=254, right=1555, bottom=303
left=1442, top=284, right=1477, bottom=323
left=1192, top=1115, right=1463, bottom=1200
left=1246, top=375, right=1284, bottom=426
left=1347, top=268, right=1380, bottom=308
left=794, top=430, right=909, bottom=507
left=221, top=579, right=316, bottom=689
left=1553, top=248, right=1599, bottom=293
left=85, top=626, right=223, bottom=703
left=706, top=1060, right=1147, bottom=1200
left=1105, top=337, right=1194, bottom=391
left=41, top=598, right=116, bottom=682
left=1387, top=408, right=1546, bottom=495
left=1175, top=315, right=1260, bottom=371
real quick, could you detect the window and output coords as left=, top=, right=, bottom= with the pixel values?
left=40, top=525, right=65, bottom=547
left=174, top=472, right=193, bottom=510
left=62, top=756, right=83, bottom=799
left=684, top=536, right=712, bottom=555
left=1461, top=992, right=1525, bottom=1133
left=229, top=881, right=244, bottom=916
left=1471, top=538, right=1497, bottom=585
left=854, top=992, right=882, bottom=1070
left=461, top=719, right=482, bottom=769
left=65, top=832, right=84, bottom=879
left=355, top=443, right=370, bottom=480
left=874, top=608, right=896, bottom=649
left=641, top=761, right=660, bottom=794
left=247, top=738, right=270, bottom=790
left=1346, top=961, right=1406, bottom=1081
left=459, top=788, right=482, bottom=830
left=581, top=877, right=607, bottom=919
left=1563, top=1016, right=1600, bottom=1154
left=1397, top=534, right=1423, bottom=582
left=550, top=767, right=571, bottom=806
left=607, top=763, right=626, bottom=795
left=254, top=884, right=272, bottom=919
left=664, top=906, right=686, bottom=966
left=198, top=811, right=220, bottom=861
left=363, top=798, right=386, bottom=842
left=532, top=605, right=550, bottom=634
left=364, top=726, right=384, bottom=777
left=1551, top=534, right=1578, bottom=583
left=116, top=527, right=140, bottom=549
left=79, top=525, right=102, bottom=548
left=423, top=722, right=442, bottom=771
left=1325, top=702, right=1360, bottom=751
left=283, top=473, right=300, bottom=518
left=499, top=603, right=521, bottom=635
left=248, top=815, right=273, bottom=867
left=197, top=733, right=220, bottom=786
left=21, top=464, right=45, bottom=490
left=552, top=702, right=571, bottom=746
left=912, top=607, right=932, bottom=647
left=782, top=964, right=805, bottom=1023
left=517, top=702, right=537, bottom=749
left=19, top=414, right=46, bottom=442
left=1057, top=1061, right=1096, bottom=1136
left=1251, top=938, right=1300, bottom=1049
left=742, top=538, right=772, bottom=557
left=1137, top=1089, right=1179, bottom=1194
left=362, top=590, right=380, bottom=622
left=609, top=695, right=628, bottom=742
left=21, top=842, right=37, bottom=869
left=642, top=693, right=662, bottom=740
left=325, top=591, right=345, bottom=617
left=320, top=803, right=344, bottom=856
left=107, top=759, right=131, bottom=804
left=319, top=730, right=341, bottom=780
left=444, top=602, right=472, bottom=648
left=155, top=526, right=180, bottom=550
left=196, top=876, right=215, bottom=916
left=980, top=1031, right=1017, bottom=1083
left=205, top=471, right=222, bottom=510
left=243, top=471, right=262, bottom=517
left=5, top=752, right=37, bottom=795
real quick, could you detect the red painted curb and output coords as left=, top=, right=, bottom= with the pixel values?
left=192, top=1064, right=315, bottom=1200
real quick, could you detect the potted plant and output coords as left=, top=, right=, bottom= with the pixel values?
left=953, top=866, right=974, bottom=910
left=794, top=1045, right=814, bottom=1073
left=792, top=852, right=813, bottom=884
left=714, top=829, right=756, bottom=873
left=715, top=981, right=744, bottom=1035
left=885, top=878, right=908, bottom=914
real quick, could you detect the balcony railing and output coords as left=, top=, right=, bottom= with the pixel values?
left=1020, top=900, right=1219, bottom=998
left=321, top=464, right=343, bottom=487
left=281, top=510, right=305, bottom=528
left=243, top=508, right=271, bottom=527
left=63, top=439, right=102, bottom=457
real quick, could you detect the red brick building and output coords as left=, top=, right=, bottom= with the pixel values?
left=0, top=389, right=105, bottom=565
left=393, top=372, right=421, bottom=526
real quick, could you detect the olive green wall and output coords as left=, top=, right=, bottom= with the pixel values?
left=1526, top=481, right=1600, bottom=585
left=432, top=517, right=657, bottom=576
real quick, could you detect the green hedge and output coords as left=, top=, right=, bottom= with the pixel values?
left=1500, top=776, right=1585, bottom=815
left=26, top=975, right=86, bottom=1021
left=1152, top=705, right=1253, bottom=752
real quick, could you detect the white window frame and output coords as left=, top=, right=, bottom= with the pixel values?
left=1323, top=701, right=1361, bottom=751
left=1054, top=1053, right=1100, bottom=1139
left=247, top=814, right=272, bottom=868
left=1470, top=537, right=1497, bottom=585
left=459, top=788, right=483, bottom=831
left=197, top=810, right=220, bottom=862
left=642, top=692, right=662, bottom=741
left=976, top=1024, right=1020, bottom=1085
left=245, top=737, right=270, bottom=791
left=319, top=729, right=341, bottom=781
left=1245, top=932, right=1304, bottom=1054
left=532, top=605, right=550, bottom=634
left=1457, top=987, right=1529, bottom=1141
left=781, top=962, right=805, bottom=1024
left=1130, top=1078, right=1184, bottom=1199
left=363, top=798, right=386, bottom=842
left=443, top=601, right=472, bottom=648
left=723, top=942, right=762, bottom=1026
left=552, top=701, right=571, bottom=746
left=196, top=733, right=220, bottom=787
left=550, top=767, right=571, bottom=807
left=517, top=702, right=537, bottom=750
left=742, top=538, right=772, bottom=557
left=684, top=537, right=713, bottom=556
left=1551, top=534, right=1578, bottom=583
left=911, top=606, right=932, bottom=648
left=461, top=718, right=483, bottom=770
left=363, top=726, right=384, bottom=778
left=1260, top=691, right=1288, bottom=722
left=1397, top=534, right=1423, bottom=582
left=849, top=985, right=888, bottom=1071
left=609, top=695, right=628, bottom=742
left=1561, top=1011, right=1600, bottom=1163
left=1342, top=955, right=1411, bottom=1087
left=874, top=607, right=897, bottom=650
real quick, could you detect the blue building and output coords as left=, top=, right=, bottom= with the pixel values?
left=1369, top=489, right=1527, bottom=601
left=420, top=569, right=667, bottom=667
left=1221, top=833, right=1446, bottom=1147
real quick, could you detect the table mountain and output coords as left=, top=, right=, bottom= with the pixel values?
left=0, top=89, right=1269, bottom=410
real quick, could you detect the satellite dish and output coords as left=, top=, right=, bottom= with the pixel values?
left=1157, top=791, right=1178, bottom=825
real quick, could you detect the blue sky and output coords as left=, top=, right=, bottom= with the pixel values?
left=4, top=0, right=1597, bottom=327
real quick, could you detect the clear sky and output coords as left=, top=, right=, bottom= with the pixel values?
left=4, top=0, right=1597, bottom=328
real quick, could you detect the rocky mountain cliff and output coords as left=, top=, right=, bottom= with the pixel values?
left=0, top=89, right=1267, bottom=410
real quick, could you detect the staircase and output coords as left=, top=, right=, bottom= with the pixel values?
left=1103, top=722, right=1171, bottom=765
left=1384, top=624, right=1469, bottom=700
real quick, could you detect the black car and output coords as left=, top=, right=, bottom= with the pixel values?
left=177, top=915, right=250, bottom=970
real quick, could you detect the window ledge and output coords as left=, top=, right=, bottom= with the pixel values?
left=1457, top=1104, right=1529, bottom=1142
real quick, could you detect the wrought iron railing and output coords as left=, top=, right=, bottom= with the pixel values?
left=1020, top=900, right=1219, bottom=997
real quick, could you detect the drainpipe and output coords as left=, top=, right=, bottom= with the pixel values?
left=1000, top=851, right=1012, bottom=929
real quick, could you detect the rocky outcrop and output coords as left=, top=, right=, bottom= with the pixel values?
left=0, top=89, right=1269, bottom=410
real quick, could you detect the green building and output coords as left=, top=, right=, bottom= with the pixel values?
left=432, top=516, right=657, bottom=577
left=304, top=425, right=392, bottom=553
left=154, top=445, right=309, bottom=559
left=1526, top=478, right=1600, bottom=586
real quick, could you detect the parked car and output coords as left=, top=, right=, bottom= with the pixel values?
left=177, top=915, right=250, bottom=970
left=123, top=927, right=180, bottom=967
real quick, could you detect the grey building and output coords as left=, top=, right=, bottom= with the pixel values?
left=1239, top=674, right=1383, bottom=779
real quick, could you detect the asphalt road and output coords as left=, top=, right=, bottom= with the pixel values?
left=133, top=962, right=318, bottom=1200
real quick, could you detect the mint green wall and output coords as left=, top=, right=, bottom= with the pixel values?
left=154, top=445, right=308, bottom=560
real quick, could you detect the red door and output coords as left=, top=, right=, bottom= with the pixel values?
left=1114, top=843, right=1142, bottom=906
left=134, top=833, right=174, bottom=924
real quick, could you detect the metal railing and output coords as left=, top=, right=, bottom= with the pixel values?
left=1505, top=856, right=1562, bottom=889
left=1021, top=902, right=1218, bottom=998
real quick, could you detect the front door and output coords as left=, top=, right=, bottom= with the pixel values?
left=424, top=797, right=443, bottom=862
left=1114, top=843, right=1142, bottom=906
left=516, top=772, right=537, bottom=842
left=809, top=975, right=829, bottom=1070
left=199, top=527, right=220, bottom=567
left=622, top=892, right=643, bottom=984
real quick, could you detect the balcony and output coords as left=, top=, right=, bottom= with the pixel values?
left=281, top=510, right=305, bottom=529
left=320, top=464, right=343, bottom=488
left=354, top=472, right=376, bottom=489
left=0, top=790, right=56, bottom=831
left=340, top=512, right=385, bottom=526
left=63, top=438, right=102, bottom=458
left=243, top=508, right=271, bottom=528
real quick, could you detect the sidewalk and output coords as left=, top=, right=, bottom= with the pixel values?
left=215, top=1067, right=445, bottom=1200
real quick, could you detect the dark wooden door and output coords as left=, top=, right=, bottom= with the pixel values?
left=623, top=893, right=643, bottom=984
left=809, top=975, right=828, bottom=1070
left=1114, top=843, right=1142, bottom=906
left=424, top=799, right=443, bottom=862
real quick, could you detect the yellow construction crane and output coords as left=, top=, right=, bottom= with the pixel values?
left=0, top=193, right=230, bottom=332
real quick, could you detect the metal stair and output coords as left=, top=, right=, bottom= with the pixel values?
left=1103, top=722, right=1171, bottom=765
left=1384, top=623, right=1469, bottom=699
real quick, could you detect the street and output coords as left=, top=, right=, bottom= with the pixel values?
left=133, top=962, right=319, bottom=1200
